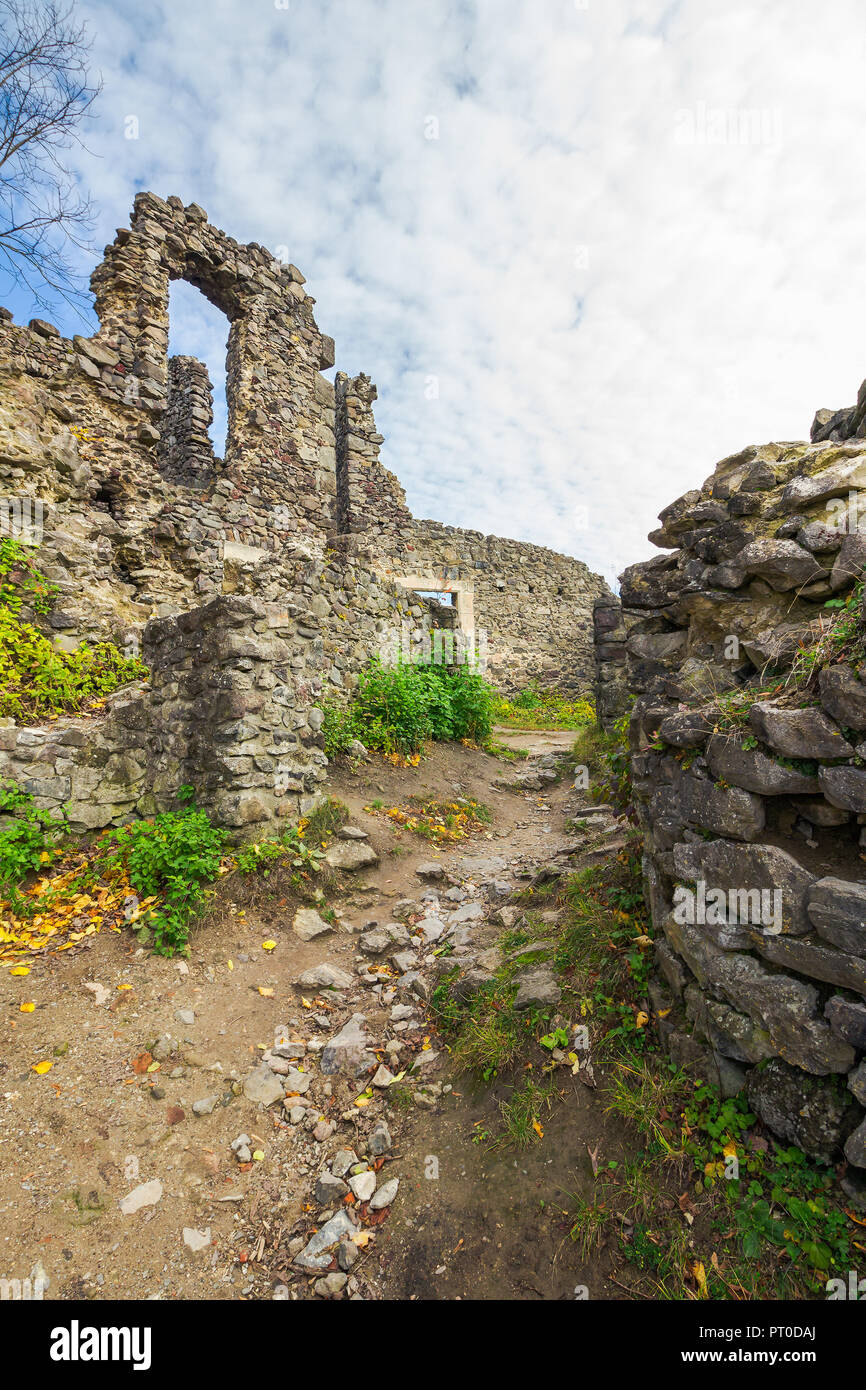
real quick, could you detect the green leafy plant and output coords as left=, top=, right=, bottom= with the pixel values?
left=94, top=799, right=226, bottom=956
left=323, top=658, right=497, bottom=757
left=233, top=823, right=325, bottom=878
left=494, top=681, right=595, bottom=731
left=0, top=782, right=68, bottom=886
left=0, top=538, right=57, bottom=616
left=731, top=1152, right=850, bottom=1274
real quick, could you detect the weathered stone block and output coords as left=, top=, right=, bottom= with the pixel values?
left=748, top=701, right=853, bottom=760
left=808, top=878, right=866, bottom=955
left=819, top=765, right=866, bottom=813
left=706, top=735, right=819, bottom=795
left=747, top=1058, right=860, bottom=1161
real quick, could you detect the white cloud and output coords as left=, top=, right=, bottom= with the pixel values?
left=15, top=0, right=866, bottom=592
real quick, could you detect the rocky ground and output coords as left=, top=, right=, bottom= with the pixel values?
left=0, top=729, right=630, bottom=1301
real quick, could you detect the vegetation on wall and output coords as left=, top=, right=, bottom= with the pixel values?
left=704, top=581, right=866, bottom=738
left=0, top=780, right=67, bottom=887
left=0, top=540, right=146, bottom=722
left=0, top=537, right=58, bottom=615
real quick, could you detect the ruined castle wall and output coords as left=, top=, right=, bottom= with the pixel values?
left=334, top=372, right=410, bottom=539
left=376, top=522, right=605, bottom=694
left=88, top=192, right=338, bottom=543
left=0, top=190, right=604, bottom=841
left=0, top=191, right=348, bottom=656
left=597, top=424, right=866, bottom=1174
left=0, top=685, right=151, bottom=833
left=0, top=195, right=604, bottom=700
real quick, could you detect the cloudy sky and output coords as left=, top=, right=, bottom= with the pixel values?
left=8, top=0, right=866, bottom=590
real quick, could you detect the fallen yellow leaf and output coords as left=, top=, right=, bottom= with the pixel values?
left=19, top=1001, right=35, bottom=1013
left=32, top=1060, right=52, bottom=1074
left=261, top=940, right=276, bottom=952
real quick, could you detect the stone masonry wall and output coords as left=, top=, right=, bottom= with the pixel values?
left=378, top=522, right=604, bottom=695
left=595, top=397, right=866, bottom=1183
left=0, top=193, right=603, bottom=689
left=157, top=355, right=219, bottom=484
left=1, top=539, right=435, bottom=840
left=0, top=684, right=151, bottom=833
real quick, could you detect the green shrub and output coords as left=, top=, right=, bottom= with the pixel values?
left=0, top=608, right=147, bottom=722
left=0, top=782, right=68, bottom=886
left=323, top=659, right=497, bottom=757
left=321, top=700, right=357, bottom=758
left=94, top=793, right=226, bottom=956
left=447, top=666, right=496, bottom=742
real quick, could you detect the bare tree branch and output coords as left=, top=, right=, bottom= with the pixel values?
left=0, top=0, right=101, bottom=315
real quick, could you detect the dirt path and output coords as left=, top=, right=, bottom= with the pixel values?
left=0, top=731, right=626, bottom=1301
left=339, top=730, right=629, bottom=1301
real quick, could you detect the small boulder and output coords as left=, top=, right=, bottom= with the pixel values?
left=325, top=841, right=379, bottom=872
left=415, top=862, right=444, bottom=880
left=297, top=963, right=354, bottom=990
left=292, top=907, right=333, bottom=940
left=314, top=1171, right=349, bottom=1205
left=513, top=967, right=561, bottom=1010
left=369, top=1177, right=399, bottom=1210
left=243, top=1063, right=285, bottom=1107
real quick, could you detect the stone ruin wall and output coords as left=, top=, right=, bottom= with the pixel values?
left=0, top=540, right=439, bottom=836
left=0, top=191, right=605, bottom=836
left=593, top=397, right=866, bottom=1185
